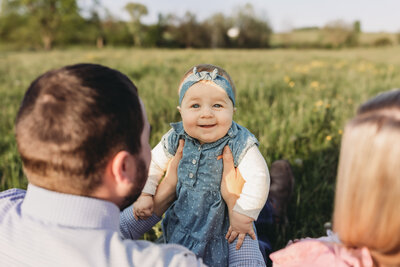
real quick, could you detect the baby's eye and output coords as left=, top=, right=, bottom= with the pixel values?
left=191, top=104, right=200, bottom=108
left=213, top=104, right=223, bottom=108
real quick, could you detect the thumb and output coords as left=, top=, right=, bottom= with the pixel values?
left=176, top=139, right=184, bottom=159
left=249, top=229, right=256, bottom=240
left=222, top=145, right=234, bottom=175
left=170, top=139, right=184, bottom=168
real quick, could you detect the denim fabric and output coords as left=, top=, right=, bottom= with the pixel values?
left=161, top=121, right=258, bottom=267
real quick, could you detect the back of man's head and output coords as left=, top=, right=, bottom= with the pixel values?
left=15, top=63, right=143, bottom=195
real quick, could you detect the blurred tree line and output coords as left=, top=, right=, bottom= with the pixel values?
left=0, top=0, right=272, bottom=50
left=272, top=20, right=399, bottom=49
left=1, top=0, right=397, bottom=50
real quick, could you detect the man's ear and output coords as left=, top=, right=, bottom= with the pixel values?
left=233, top=107, right=237, bottom=114
left=94, top=151, right=136, bottom=202
left=111, top=151, right=135, bottom=185
left=177, top=106, right=181, bottom=114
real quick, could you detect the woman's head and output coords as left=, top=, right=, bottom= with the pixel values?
left=333, top=89, right=400, bottom=266
left=177, top=64, right=236, bottom=144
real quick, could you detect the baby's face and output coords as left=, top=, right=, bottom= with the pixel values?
left=179, top=81, right=234, bottom=144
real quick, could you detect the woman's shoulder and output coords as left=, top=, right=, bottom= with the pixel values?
left=270, top=239, right=373, bottom=267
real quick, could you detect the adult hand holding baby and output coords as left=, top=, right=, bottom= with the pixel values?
left=133, top=139, right=185, bottom=220
left=221, top=145, right=257, bottom=249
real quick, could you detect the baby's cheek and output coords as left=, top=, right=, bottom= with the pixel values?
left=181, top=118, right=192, bottom=129
left=182, top=113, right=197, bottom=126
left=221, top=118, right=233, bottom=130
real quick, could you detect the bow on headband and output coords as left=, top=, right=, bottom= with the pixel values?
left=179, top=67, right=235, bottom=106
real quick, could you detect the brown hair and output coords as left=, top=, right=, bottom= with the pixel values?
left=333, top=89, right=400, bottom=266
left=178, top=64, right=236, bottom=97
left=15, top=64, right=144, bottom=195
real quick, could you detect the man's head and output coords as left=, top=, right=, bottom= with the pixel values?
left=16, top=64, right=150, bottom=207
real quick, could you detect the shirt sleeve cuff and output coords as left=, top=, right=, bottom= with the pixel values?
left=232, top=203, right=260, bottom=220
left=119, top=204, right=161, bottom=240
left=141, top=181, right=157, bottom=195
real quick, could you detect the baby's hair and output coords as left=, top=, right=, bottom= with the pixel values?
left=178, top=64, right=236, bottom=98
left=333, top=89, right=400, bottom=266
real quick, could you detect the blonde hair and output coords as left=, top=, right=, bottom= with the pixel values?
left=178, top=64, right=236, bottom=97
left=333, top=89, right=400, bottom=267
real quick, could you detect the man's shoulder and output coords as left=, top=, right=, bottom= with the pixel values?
left=0, top=188, right=26, bottom=200
left=0, top=188, right=26, bottom=213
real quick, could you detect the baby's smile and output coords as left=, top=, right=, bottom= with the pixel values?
left=198, top=124, right=216, bottom=128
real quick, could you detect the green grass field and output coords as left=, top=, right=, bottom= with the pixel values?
left=1, top=47, right=400, bottom=249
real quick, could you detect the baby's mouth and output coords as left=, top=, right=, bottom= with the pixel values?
left=199, top=124, right=216, bottom=128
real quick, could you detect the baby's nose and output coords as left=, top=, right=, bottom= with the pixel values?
left=200, top=107, right=213, bottom=117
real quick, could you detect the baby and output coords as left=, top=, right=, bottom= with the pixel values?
left=134, top=64, right=270, bottom=266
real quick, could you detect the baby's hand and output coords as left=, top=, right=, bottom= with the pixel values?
left=226, top=211, right=256, bottom=250
left=133, top=193, right=154, bottom=220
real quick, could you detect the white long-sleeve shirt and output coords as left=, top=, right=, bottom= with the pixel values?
left=142, top=141, right=270, bottom=220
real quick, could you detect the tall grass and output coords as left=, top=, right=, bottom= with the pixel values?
left=1, top=47, right=400, bottom=249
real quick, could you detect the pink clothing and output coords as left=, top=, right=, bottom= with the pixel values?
left=270, top=240, right=373, bottom=267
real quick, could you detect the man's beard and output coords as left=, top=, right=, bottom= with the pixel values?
left=119, top=157, right=148, bottom=211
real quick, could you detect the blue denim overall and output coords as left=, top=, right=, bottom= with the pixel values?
left=161, top=121, right=258, bottom=267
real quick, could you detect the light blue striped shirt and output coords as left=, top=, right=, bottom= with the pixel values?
left=0, top=184, right=205, bottom=267
left=120, top=206, right=266, bottom=267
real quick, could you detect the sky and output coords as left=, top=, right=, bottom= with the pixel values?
left=91, top=0, right=400, bottom=33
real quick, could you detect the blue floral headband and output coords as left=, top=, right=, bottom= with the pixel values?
left=179, top=67, right=235, bottom=106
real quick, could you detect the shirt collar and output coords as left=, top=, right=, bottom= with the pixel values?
left=21, top=184, right=120, bottom=231
left=170, top=121, right=239, bottom=140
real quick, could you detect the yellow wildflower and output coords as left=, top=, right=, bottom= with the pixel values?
left=315, top=100, right=324, bottom=107
left=338, top=129, right=343, bottom=135
left=289, top=81, right=295, bottom=88
left=310, top=81, right=320, bottom=89
left=326, top=135, right=332, bottom=141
